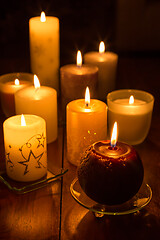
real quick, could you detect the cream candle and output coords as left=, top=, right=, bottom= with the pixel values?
left=3, top=114, right=47, bottom=182
left=107, top=89, right=154, bottom=145
left=0, top=73, right=33, bottom=117
left=60, top=50, right=98, bottom=119
left=29, top=11, right=59, bottom=92
left=84, top=41, right=118, bottom=100
left=67, top=87, right=107, bottom=166
left=15, top=75, right=57, bottom=144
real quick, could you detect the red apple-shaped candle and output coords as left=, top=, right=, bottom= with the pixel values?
left=77, top=122, right=144, bottom=205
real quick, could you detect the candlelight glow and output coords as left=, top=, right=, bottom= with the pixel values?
left=40, top=11, right=46, bottom=22
left=85, top=87, right=90, bottom=107
left=34, top=75, right=40, bottom=89
left=15, top=79, right=20, bottom=86
left=77, top=50, right=82, bottom=67
left=21, top=114, right=26, bottom=126
left=111, top=122, right=118, bottom=147
left=99, top=41, right=105, bottom=53
left=129, top=95, right=134, bottom=104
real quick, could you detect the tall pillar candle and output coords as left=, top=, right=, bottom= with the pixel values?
left=0, top=73, right=33, bottom=117
left=107, top=89, right=154, bottom=145
left=67, top=87, right=107, bottom=166
left=29, top=12, right=59, bottom=92
left=84, top=41, right=118, bottom=100
left=3, top=114, right=47, bottom=182
left=60, top=51, right=98, bottom=119
left=15, top=75, right=57, bottom=144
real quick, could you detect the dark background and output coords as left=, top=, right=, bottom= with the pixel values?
left=1, top=0, right=160, bottom=67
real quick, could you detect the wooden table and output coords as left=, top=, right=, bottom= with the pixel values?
left=0, top=56, right=160, bottom=240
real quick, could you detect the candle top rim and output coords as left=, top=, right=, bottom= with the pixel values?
left=60, top=64, right=98, bottom=74
left=29, top=16, right=59, bottom=22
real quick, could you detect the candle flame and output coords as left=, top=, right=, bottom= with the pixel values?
left=77, top=50, right=82, bottom=67
left=21, top=114, right=26, bottom=126
left=129, top=95, right=134, bottom=104
left=99, top=41, right=105, bottom=53
left=34, top=75, right=40, bottom=89
left=40, top=11, right=46, bottom=22
left=15, top=79, right=20, bottom=86
left=111, top=122, right=118, bottom=147
left=85, top=87, right=90, bottom=107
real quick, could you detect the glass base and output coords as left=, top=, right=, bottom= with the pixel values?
left=70, top=178, right=152, bottom=217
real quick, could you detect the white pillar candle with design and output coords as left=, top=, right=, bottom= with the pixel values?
left=3, top=114, right=47, bottom=182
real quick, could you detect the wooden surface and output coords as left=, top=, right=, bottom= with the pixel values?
left=0, top=56, right=160, bottom=239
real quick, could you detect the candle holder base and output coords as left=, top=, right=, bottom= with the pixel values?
left=70, top=178, right=152, bottom=217
left=0, top=168, right=68, bottom=194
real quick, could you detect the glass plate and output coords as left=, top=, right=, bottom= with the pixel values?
left=0, top=168, right=68, bottom=194
left=70, top=178, right=152, bottom=217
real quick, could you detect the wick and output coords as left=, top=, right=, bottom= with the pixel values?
left=108, top=146, right=118, bottom=150
left=85, top=102, right=89, bottom=108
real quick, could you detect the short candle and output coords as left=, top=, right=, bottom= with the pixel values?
left=107, top=89, right=154, bottom=145
left=3, top=114, right=47, bottom=182
left=66, top=87, right=107, bottom=166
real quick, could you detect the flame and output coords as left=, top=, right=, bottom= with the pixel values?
left=129, top=95, right=134, bottom=104
left=85, top=87, right=90, bottom=107
left=111, top=122, right=118, bottom=147
left=99, top=41, right=105, bottom=53
left=15, top=79, right=20, bottom=86
left=21, top=114, right=26, bottom=126
left=77, top=50, right=82, bottom=67
left=34, top=75, right=40, bottom=89
left=40, top=11, right=46, bottom=22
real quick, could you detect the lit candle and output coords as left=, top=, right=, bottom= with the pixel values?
left=107, top=89, right=154, bottom=145
left=0, top=73, right=33, bottom=117
left=66, top=87, right=107, bottom=166
left=29, top=11, right=59, bottom=92
left=15, top=75, right=57, bottom=144
left=84, top=41, right=118, bottom=100
left=3, top=114, right=47, bottom=182
left=60, top=50, right=98, bottom=119
left=78, top=121, right=144, bottom=205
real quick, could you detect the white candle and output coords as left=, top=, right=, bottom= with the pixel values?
left=3, top=114, right=47, bottom=182
left=107, top=89, right=154, bottom=145
left=84, top=41, right=118, bottom=100
left=67, top=87, right=107, bottom=166
left=15, top=75, right=57, bottom=144
left=29, top=11, right=59, bottom=92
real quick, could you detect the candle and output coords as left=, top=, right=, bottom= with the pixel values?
left=3, top=114, right=47, bottom=182
left=29, top=11, right=59, bottom=92
left=107, top=89, right=154, bottom=145
left=60, top=50, right=98, bottom=119
left=78, top=122, right=144, bottom=205
left=0, top=73, right=33, bottom=117
left=84, top=41, right=118, bottom=100
left=67, top=87, right=107, bottom=166
left=15, top=75, right=57, bottom=144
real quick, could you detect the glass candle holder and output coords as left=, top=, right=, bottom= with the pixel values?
left=0, top=72, right=33, bottom=117
left=107, top=89, right=154, bottom=145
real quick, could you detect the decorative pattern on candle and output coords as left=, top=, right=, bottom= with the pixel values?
left=3, top=115, right=47, bottom=182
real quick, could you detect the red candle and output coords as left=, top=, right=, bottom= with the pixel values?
left=77, top=122, right=144, bottom=205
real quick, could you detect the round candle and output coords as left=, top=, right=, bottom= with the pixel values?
left=107, top=89, right=154, bottom=145
left=29, top=12, right=59, bottom=92
left=0, top=73, right=33, bottom=117
left=60, top=50, right=98, bottom=119
left=84, top=41, right=118, bottom=100
left=15, top=76, right=57, bottom=144
left=67, top=88, right=107, bottom=166
left=3, top=114, right=47, bottom=182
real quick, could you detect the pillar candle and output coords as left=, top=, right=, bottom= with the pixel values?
left=0, top=73, right=33, bottom=117
left=3, top=114, right=47, bottom=182
left=67, top=87, right=107, bottom=166
left=29, top=12, right=59, bottom=92
left=60, top=50, right=98, bottom=119
left=107, top=89, right=154, bottom=145
left=84, top=41, right=118, bottom=100
left=15, top=75, right=57, bottom=144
